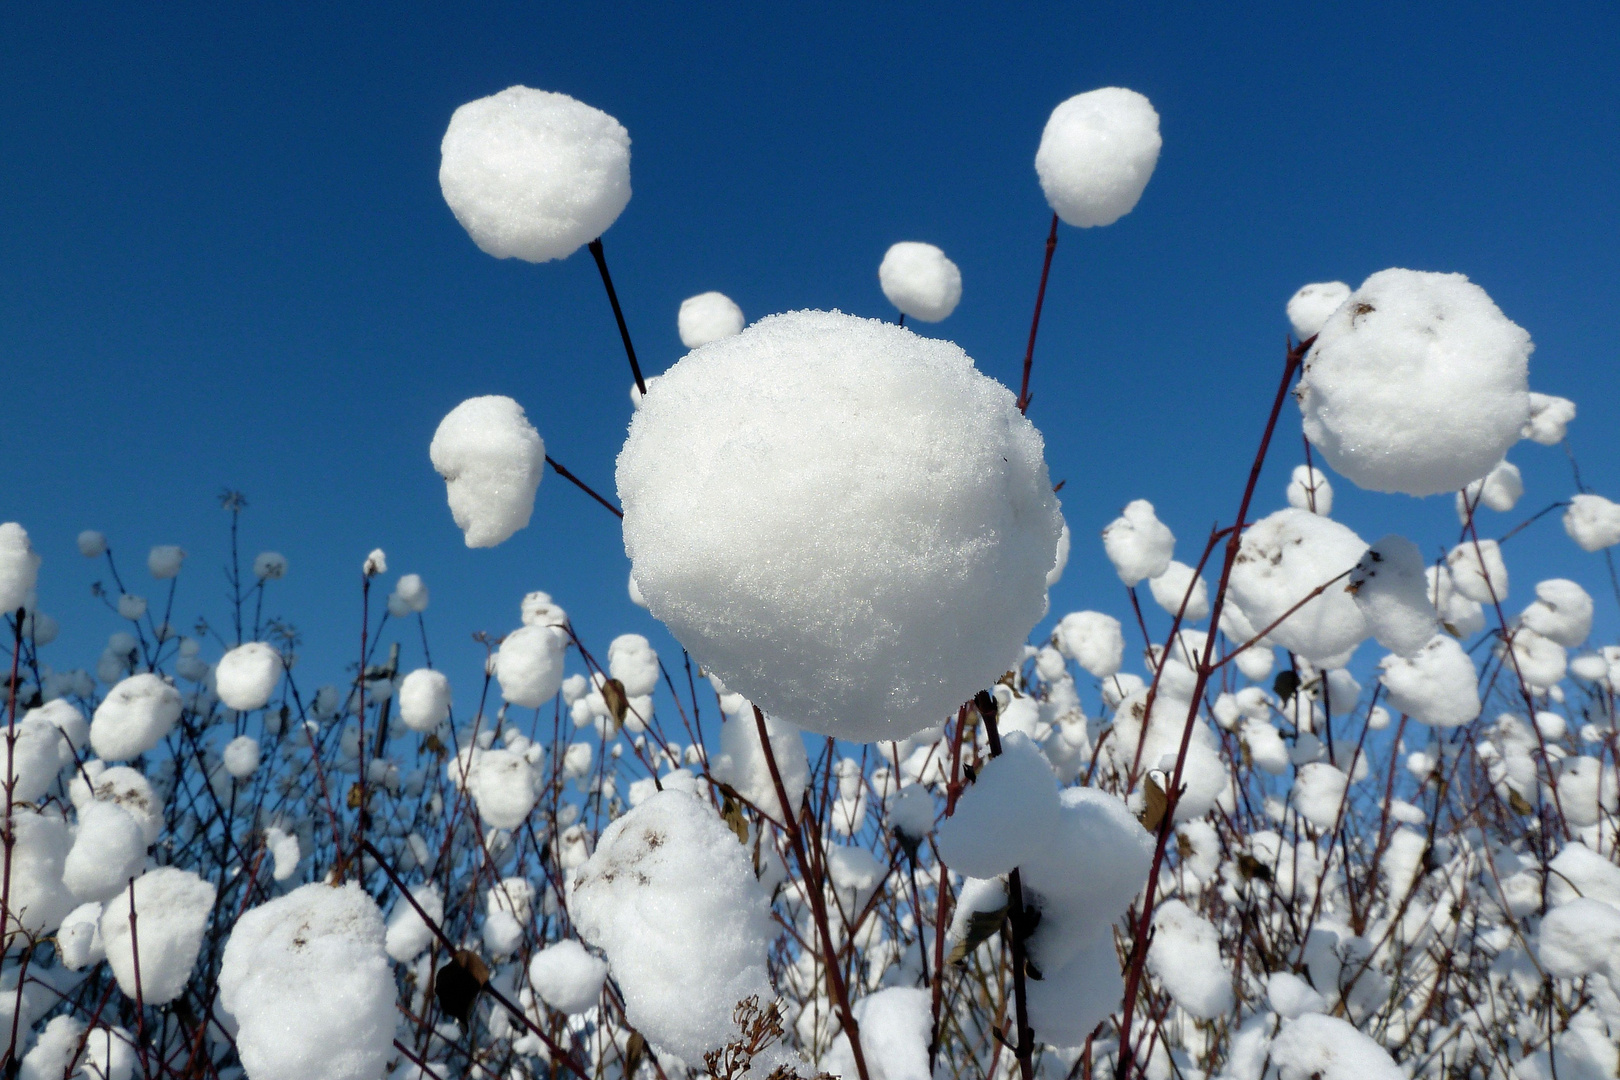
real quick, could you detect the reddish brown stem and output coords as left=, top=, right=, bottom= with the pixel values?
left=1016, top=213, right=1061, bottom=415
left=546, top=455, right=624, bottom=519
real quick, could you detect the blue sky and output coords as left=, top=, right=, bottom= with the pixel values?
left=4, top=1, right=1618, bottom=713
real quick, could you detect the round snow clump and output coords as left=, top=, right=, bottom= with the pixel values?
left=678, top=292, right=745, bottom=348
left=91, top=674, right=183, bottom=761
left=1287, top=282, right=1351, bottom=340
left=393, top=573, right=429, bottom=613
left=220, top=882, right=394, bottom=1080
left=496, top=625, right=566, bottom=708
left=1035, top=88, right=1161, bottom=228
left=528, top=940, right=609, bottom=1015
left=2, top=715, right=64, bottom=803
left=879, top=242, right=963, bottom=322
left=1349, top=535, right=1436, bottom=658
left=1053, top=611, right=1124, bottom=679
left=1564, top=493, right=1620, bottom=551
left=616, top=311, right=1062, bottom=742
left=469, top=748, right=540, bottom=829
left=1286, top=464, right=1333, bottom=515
left=398, top=669, right=452, bottom=732
left=1522, top=392, right=1575, bottom=445
left=1229, top=509, right=1368, bottom=664
left=223, top=735, right=261, bottom=779
left=0, top=523, right=41, bottom=613
left=1456, top=459, right=1522, bottom=522
left=216, top=642, right=282, bottom=712
left=439, top=86, right=631, bottom=263
left=1379, top=635, right=1480, bottom=727
left=78, top=530, right=108, bottom=558
left=147, top=545, right=185, bottom=579
left=1297, top=269, right=1532, bottom=496
left=253, top=551, right=287, bottom=580
left=430, top=396, right=546, bottom=549
left=1102, top=500, right=1174, bottom=586
left=1520, top=579, right=1592, bottom=648
left=100, top=868, right=215, bottom=1005
left=607, top=634, right=660, bottom=697
left=64, top=801, right=145, bottom=903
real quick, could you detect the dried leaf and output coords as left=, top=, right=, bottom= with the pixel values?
left=346, top=782, right=364, bottom=810
left=434, top=949, right=490, bottom=1025
left=1273, top=670, right=1300, bottom=703
left=1139, top=774, right=1169, bottom=833
left=1508, top=788, right=1534, bottom=816
left=948, top=901, right=1009, bottom=965
left=624, top=1031, right=646, bottom=1077
left=602, top=678, right=630, bottom=724
left=1237, top=853, right=1273, bottom=883
left=721, top=795, right=750, bottom=846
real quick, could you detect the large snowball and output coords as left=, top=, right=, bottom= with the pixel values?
left=879, top=242, right=963, bottom=323
left=495, top=625, right=566, bottom=708
left=439, top=86, right=631, bottom=263
left=616, top=311, right=1062, bottom=742
left=678, top=292, right=745, bottom=349
left=397, top=668, right=451, bottom=732
left=1564, top=493, right=1620, bottom=552
left=0, top=523, right=41, bottom=614
left=1229, top=509, right=1369, bottom=664
left=91, top=674, right=182, bottom=761
left=216, top=642, right=282, bottom=712
left=1286, top=282, right=1350, bottom=340
left=1035, top=88, right=1161, bottom=228
left=1378, top=635, right=1480, bottom=727
left=430, top=396, right=546, bottom=549
left=1297, top=269, right=1532, bottom=497
left=100, top=868, right=215, bottom=1006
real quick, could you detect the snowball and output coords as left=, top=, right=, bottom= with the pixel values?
left=936, top=732, right=1059, bottom=877
left=1025, top=929, right=1123, bottom=1048
left=80, top=1028, right=136, bottom=1080
left=628, top=573, right=648, bottom=608
left=1508, top=627, right=1566, bottom=689
left=1287, top=282, right=1351, bottom=340
left=223, top=735, right=261, bottom=779
left=2, top=715, right=63, bottom=803
left=711, top=710, right=808, bottom=822
left=1102, top=499, right=1174, bottom=586
left=116, top=594, right=146, bottom=620
left=496, top=625, right=566, bottom=708
left=1428, top=564, right=1485, bottom=638
left=879, top=242, right=963, bottom=323
left=1523, top=392, right=1575, bottom=445
left=1053, top=611, right=1124, bottom=678
left=398, top=668, right=452, bottom=732
left=886, top=784, right=935, bottom=840
left=1520, top=579, right=1593, bottom=648
left=821, top=987, right=930, bottom=1080
left=362, top=548, right=386, bottom=576
left=1293, top=762, right=1349, bottom=830
left=0, top=523, right=41, bottom=613
left=1379, top=635, right=1480, bottom=727
left=678, top=291, right=746, bottom=348
left=439, top=86, right=630, bottom=263
left=1446, top=539, right=1509, bottom=604
left=22, top=1015, right=88, bottom=1080
left=520, top=590, right=568, bottom=629
left=617, top=311, right=1061, bottom=742
left=1148, top=560, right=1209, bottom=621
left=571, top=790, right=774, bottom=1062
left=220, top=882, right=394, bottom=1080
left=64, top=801, right=146, bottom=903
left=430, top=396, right=546, bottom=549
left=253, top=551, right=288, bottom=580
left=393, top=573, right=429, bottom=613
left=1147, top=900, right=1232, bottom=1019
left=1229, top=509, right=1368, bottom=663
left=607, top=633, right=660, bottom=696
left=1537, top=898, right=1620, bottom=979
left=216, top=642, right=282, bottom=712
left=469, top=748, right=539, bottom=829
left=4, top=810, right=74, bottom=943
left=78, top=766, right=164, bottom=846
left=384, top=884, right=442, bottom=963
left=1349, top=535, right=1436, bottom=658
left=1243, top=719, right=1289, bottom=775
left=91, top=674, right=182, bottom=761
left=147, top=545, right=185, bottom=579
left=266, top=827, right=300, bottom=882
left=101, top=867, right=215, bottom=1005
left=1564, top=494, right=1620, bottom=552
left=1268, top=1014, right=1404, bottom=1080
left=483, top=909, right=523, bottom=956
left=1047, top=522, right=1071, bottom=587
left=1547, top=842, right=1620, bottom=909
left=1456, top=459, right=1522, bottom=521
left=1034, top=88, right=1161, bottom=228
left=1286, top=464, right=1334, bottom=515
left=1268, top=972, right=1326, bottom=1018
left=528, top=940, right=608, bottom=1015
left=1298, top=269, right=1531, bottom=497
left=78, top=530, right=108, bottom=557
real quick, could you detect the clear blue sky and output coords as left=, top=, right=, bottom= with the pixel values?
left=4, top=1, right=1617, bottom=702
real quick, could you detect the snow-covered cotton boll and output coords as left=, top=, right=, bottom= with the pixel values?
left=1242, top=719, right=1289, bottom=774
left=1456, top=459, right=1522, bottom=522
left=216, top=642, right=282, bottom=712
left=1102, top=499, right=1174, bottom=586
left=878, top=241, right=963, bottom=323
left=1293, top=762, right=1349, bottom=830
left=1025, top=930, right=1124, bottom=1049
left=1379, top=635, right=1481, bottom=727
left=91, top=674, right=182, bottom=761
left=116, top=594, right=146, bottom=620
left=1349, top=535, right=1437, bottom=658
left=1035, top=87, right=1161, bottom=228
left=1286, top=464, right=1334, bottom=515
left=1298, top=269, right=1532, bottom=497
left=1229, top=509, right=1368, bottom=664
left=223, top=735, right=261, bottom=779
left=1047, top=522, right=1070, bottom=587
left=820, top=988, right=931, bottom=1080
left=1053, top=611, right=1124, bottom=679
left=393, top=573, right=429, bottom=613
left=1268, top=1014, right=1404, bottom=1080
left=496, top=625, right=566, bottom=707
left=439, top=86, right=631, bottom=263
left=398, top=669, right=451, bottom=732
left=1147, top=900, right=1233, bottom=1019
left=0, top=523, right=41, bottom=613
left=677, top=291, right=745, bottom=348
left=1287, top=282, right=1351, bottom=340
left=1148, top=560, right=1209, bottom=621
left=1523, top=392, right=1576, bottom=445
left=1520, top=579, right=1593, bottom=648
left=617, top=311, right=1062, bottom=742
left=4, top=811, right=73, bottom=944
left=383, top=884, right=442, bottom=963
left=64, top=801, right=146, bottom=903
left=1564, top=493, right=1620, bottom=552
left=936, top=733, right=1059, bottom=877
left=78, top=767, right=164, bottom=846
left=30, top=698, right=88, bottom=764
left=528, top=940, right=608, bottom=1015
left=78, top=530, right=108, bottom=558
left=710, top=711, right=808, bottom=823
left=362, top=548, right=386, bottom=576
left=220, top=883, right=394, bottom=1080
left=100, top=868, right=215, bottom=1005
left=571, top=790, right=775, bottom=1063
left=430, top=396, right=546, bottom=549
left=1427, top=565, right=1485, bottom=638
left=147, top=545, right=185, bottom=579
left=607, top=633, right=659, bottom=696
left=253, top=551, right=287, bottom=580
left=1, top=715, right=63, bottom=803
left=1507, top=627, right=1566, bottom=689
left=520, top=590, right=569, bottom=630
left=1445, top=539, right=1509, bottom=604
left=469, top=749, right=539, bottom=829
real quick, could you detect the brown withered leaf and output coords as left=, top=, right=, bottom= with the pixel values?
left=1507, top=788, right=1534, bottom=816
left=1237, top=853, right=1273, bottom=883
left=602, top=678, right=630, bottom=724
left=948, top=901, right=1009, bottom=966
left=1139, top=774, right=1169, bottom=833
left=346, top=782, right=365, bottom=810
left=721, top=795, right=750, bottom=846
left=434, top=949, right=490, bottom=1025
left=624, top=1031, right=646, bottom=1077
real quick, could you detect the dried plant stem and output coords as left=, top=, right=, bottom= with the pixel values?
left=546, top=455, right=623, bottom=519
left=1016, top=213, right=1061, bottom=414
left=587, top=237, right=647, bottom=396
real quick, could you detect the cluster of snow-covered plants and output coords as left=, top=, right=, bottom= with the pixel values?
left=5, top=81, right=1620, bottom=1080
